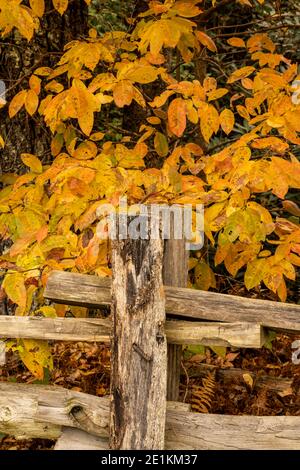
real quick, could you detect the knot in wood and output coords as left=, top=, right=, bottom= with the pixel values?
left=0, top=406, right=12, bottom=422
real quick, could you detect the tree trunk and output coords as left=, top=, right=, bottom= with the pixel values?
left=0, top=0, right=88, bottom=174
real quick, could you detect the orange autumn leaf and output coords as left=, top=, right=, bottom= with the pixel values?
left=196, top=31, right=217, bottom=52
left=168, top=98, right=187, bottom=137
left=227, top=37, right=246, bottom=48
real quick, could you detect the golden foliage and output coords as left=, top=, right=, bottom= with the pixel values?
left=0, top=0, right=299, bottom=377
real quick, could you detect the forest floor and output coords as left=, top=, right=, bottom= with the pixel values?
left=0, top=278, right=299, bottom=450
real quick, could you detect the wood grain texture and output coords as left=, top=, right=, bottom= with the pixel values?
left=166, top=320, right=263, bottom=348
left=45, top=270, right=300, bottom=332
left=0, top=316, right=111, bottom=342
left=2, top=384, right=300, bottom=449
left=165, top=412, right=300, bottom=450
left=54, top=428, right=108, bottom=450
left=110, top=216, right=167, bottom=450
left=0, top=382, right=109, bottom=440
left=162, top=224, right=188, bottom=401
left=54, top=403, right=191, bottom=450
left=0, top=316, right=263, bottom=348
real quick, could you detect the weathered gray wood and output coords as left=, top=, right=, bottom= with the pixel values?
left=163, top=216, right=188, bottom=401
left=54, top=428, right=107, bottom=450
left=2, top=383, right=300, bottom=449
left=53, top=415, right=300, bottom=450
left=0, top=316, right=111, bottom=342
left=166, top=320, right=263, bottom=348
left=110, top=213, right=167, bottom=450
left=0, top=383, right=109, bottom=440
left=54, top=402, right=191, bottom=450
left=165, top=412, right=300, bottom=450
left=44, top=271, right=111, bottom=308
left=0, top=316, right=264, bottom=348
left=166, top=345, right=182, bottom=400
left=189, top=363, right=293, bottom=395
left=44, top=270, right=300, bottom=332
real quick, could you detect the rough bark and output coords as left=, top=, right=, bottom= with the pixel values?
left=110, top=213, right=167, bottom=450
left=0, top=0, right=88, bottom=173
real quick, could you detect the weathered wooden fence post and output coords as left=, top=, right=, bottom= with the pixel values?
left=163, top=208, right=189, bottom=401
left=110, top=210, right=167, bottom=449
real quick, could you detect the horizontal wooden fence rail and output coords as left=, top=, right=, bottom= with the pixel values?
left=1, top=383, right=300, bottom=449
left=45, top=270, right=300, bottom=333
left=0, top=383, right=188, bottom=441
left=0, top=316, right=264, bottom=348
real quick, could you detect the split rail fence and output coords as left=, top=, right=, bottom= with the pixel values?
left=0, top=214, right=300, bottom=449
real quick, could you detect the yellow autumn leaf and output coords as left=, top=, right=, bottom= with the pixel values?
left=69, top=306, right=88, bottom=318
left=113, top=80, right=135, bottom=108
left=21, top=153, right=43, bottom=173
left=70, top=79, right=99, bottom=135
left=0, top=1, right=36, bottom=40
left=73, top=141, right=98, bottom=160
left=210, top=346, right=227, bottom=358
left=138, top=18, right=182, bottom=57
left=207, top=88, right=228, bottom=101
left=194, top=260, right=216, bottom=291
left=123, top=65, right=160, bottom=84
left=90, top=132, right=105, bottom=141
left=247, top=33, right=275, bottom=53
left=236, top=105, right=250, bottom=121
left=29, top=0, right=45, bottom=17
left=29, top=75, right=41, bottom=95
left=170, top=1, right=203, bottom=17
left=150, top=90, right=174, bottom=108
left=45, top=80, right=64, bottom=93
left=0, top=135, right=4, bottom=148
left=2, top=273, right=27, bottom=314
left=243, top=373, right=254, bottom=389
left=53, top=0, right=68, bottom=15
left=8, top=90, right=27, bottom=118
left=244, top=258, right=265, bottom=290
left=34, top=67, right=52, bottom=77
left=220, top=108, right=235, bottom=135
left=184, top=99, right=197, bottom=124
left=25, top=89, right=39, bottom=115
left=36, top=306, right=57, bottom=317
left=227, top=66, right=255, bottom=84
left=282, top=200, right=300, bottom=217
left=199, top=104, right=219, bottom=143
left=251, top=137, right=289, bottom=153
left=154, top=132, right=169, bottom=157
left=19, top=339, right=53, bottom=379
